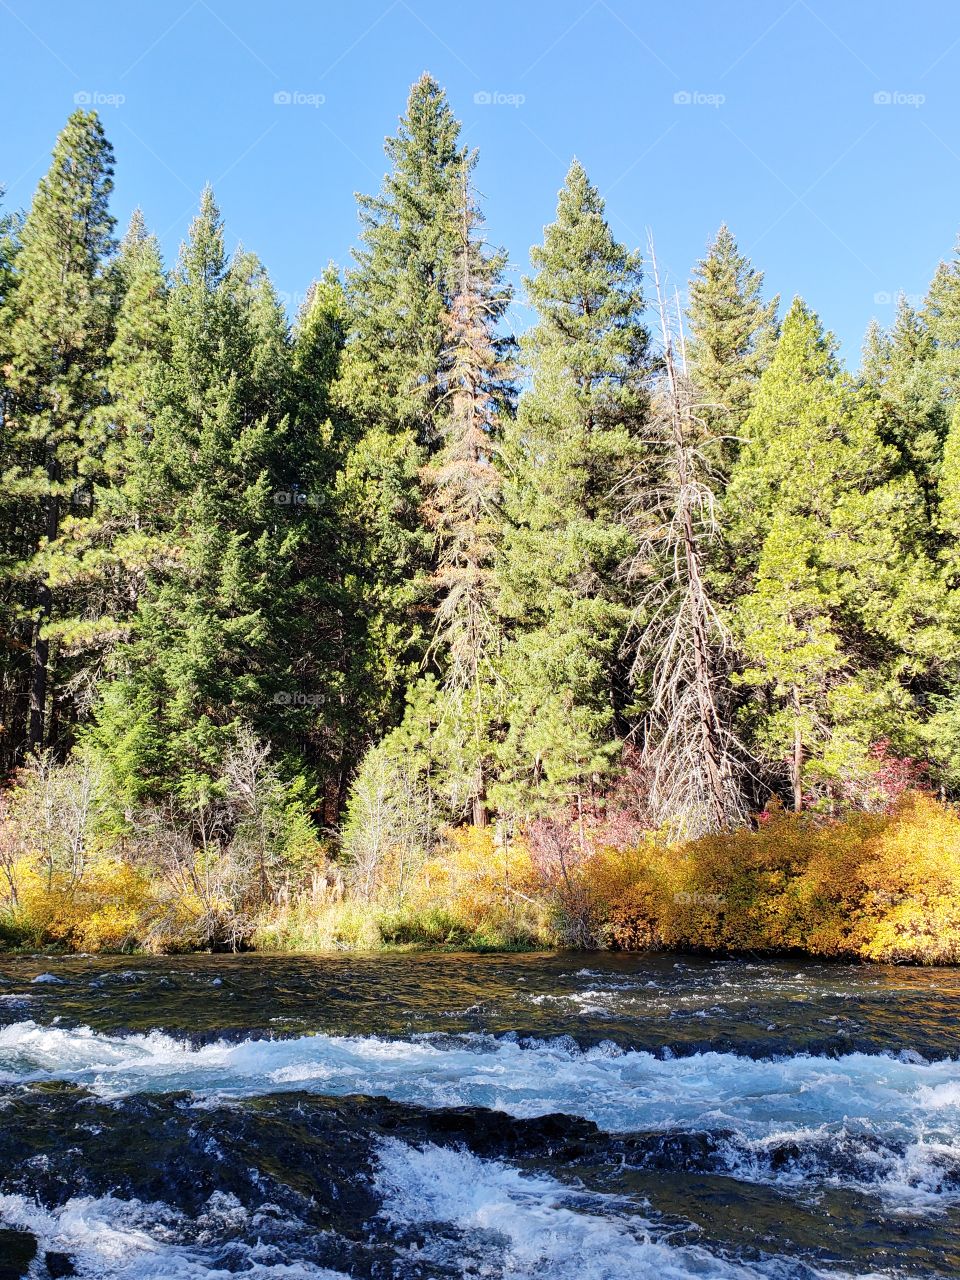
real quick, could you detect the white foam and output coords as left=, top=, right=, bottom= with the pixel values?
left=2, top=1020, right=959, bottom=1209
left=374, top=1139, right=882, bottom=1279
left=0, top=1191, right=349, bottom=1278
left=2, top=1019, right=956, bottom=1133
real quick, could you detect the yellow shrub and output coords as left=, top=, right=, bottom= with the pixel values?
left=406, top=827, right=547, bottom=944
left=852, top=793, right=960, bottom=962
left=15, top=858, right=150, bottom=952
left=578, top=793, right=960, bottom=963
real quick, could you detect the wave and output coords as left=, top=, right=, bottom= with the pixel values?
left=373, top=1138, right=884, bottom=1279
left=1, top=1018, right=957, bottom=1130
left=0, top=1143, right=892, bottom=1280
left=0, top=1191, right=350, bottom=1279
left=2, top=1019, right=959, bottom=1213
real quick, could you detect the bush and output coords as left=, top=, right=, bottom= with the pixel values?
left=404, top=826, right=550, bottom=948
left=585, top=792, right=960, bottom=963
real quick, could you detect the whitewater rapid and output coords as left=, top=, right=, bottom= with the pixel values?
left=3, top=954, right=958, bottom=1277
left=1, top=1018, right=956, bottom=1132
left=0, top=1138, right=892, bottom=1280
left=2, top=1019, right=959, bottom=1213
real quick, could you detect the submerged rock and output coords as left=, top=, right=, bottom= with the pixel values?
left=43, top=1253, right=76, bottom=1278
left=0, top=1228, right=36, bottom=1280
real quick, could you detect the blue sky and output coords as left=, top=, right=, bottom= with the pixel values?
left=2, top=0, right=958, bottom=361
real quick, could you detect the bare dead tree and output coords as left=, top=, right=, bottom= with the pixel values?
left=621, top=238, right=750, bottom=837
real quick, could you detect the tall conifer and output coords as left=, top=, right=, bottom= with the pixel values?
left=1, top=111, right=116, bottom=758
left=495, top=161, right=649, bottom=820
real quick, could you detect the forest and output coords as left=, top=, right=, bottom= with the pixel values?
left=2, top=73, right=960, bottom=959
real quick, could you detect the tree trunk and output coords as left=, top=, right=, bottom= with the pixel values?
left=791, top=687, right=804, bottom=812
left=29, top=458, right=60, bottom=752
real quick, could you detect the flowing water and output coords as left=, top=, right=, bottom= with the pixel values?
left=0, top=952, right=958, bottom=1279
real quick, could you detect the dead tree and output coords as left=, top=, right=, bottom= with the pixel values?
left=621, top=238, right=749, bottom=837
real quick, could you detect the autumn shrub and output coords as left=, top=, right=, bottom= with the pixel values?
left=15, top=858, right=150, bottom=952
left=587, top=791, right=960, bottom=962
left=850, top=792, right=960, bottom=961
left=402, top=826, right=549, bottom=948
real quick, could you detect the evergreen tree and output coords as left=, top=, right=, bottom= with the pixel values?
left=334, top=74, right=470, bottom=742
left=737, top=514, right=851, bottom=810
left=925, top=405, right=960, bottom=788
left=686, top=224, right=777, bottom=460
left=0, top=111, right=116, bottom=761
left=41, top=211, right=171, bottom=689
left=90, top=189, right=299, bottom=812
left=941, top=404, right=960, bottom=563
left=861, top=296, right=947, bottom=527
left=925, top=233, right=960, bottom=403
left=728, top=299, right=946, bottom=803
left=282, top=268, right=364, bottom=822
left=416, top=166, right=514, bottom=825
left=494, top=160, right=649, bottom=821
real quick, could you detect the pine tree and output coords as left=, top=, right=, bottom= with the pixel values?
left=494, top=160, right=649, bottom=822
left=737, top=514, right=848, bottom=810
left=40, top=211, right=171, bottom=693
left=0, top=189, right=23, bottom=770
left=861, top=296, right=947, bottom=527
left=336, top=72, right=467, bottom=443
left=333, top=75, right=470, bottom=743
left=728, top=299, right=945, bottom=804
left=90, top=189, right=298, bottom=811
left=417, top=165, right=514, bottom=825
left=941, top=404, right=960, bottom=563
left=926, top=404, right=960, bottom=788
left=0, top=111, right=116, bottom=760
left=686, top=224, right=778, bottom=460
left=925, top=233, right=960, bottom=403
left=282, top=268, right=363, bottom=822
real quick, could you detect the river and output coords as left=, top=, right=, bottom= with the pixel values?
left=0, top=952, right=958, bottom=1278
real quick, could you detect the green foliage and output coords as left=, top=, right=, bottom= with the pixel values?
left=925, top=233, right=960, bottom=403
left=495, top=160, right=649, bottom=816
left=687, top=223, right=778, bottom=456
left=728, top=299, right=949, bottom=802
left=332, top=75, right=470, bottom=746
left=3, top=89, right=960, bottom=961
left=862, top=298, right=948, bottom=525
left=0, top=111, right=117, bottom=761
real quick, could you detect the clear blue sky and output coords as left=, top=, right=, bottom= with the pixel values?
left=2, top=0, right=958, bottom=361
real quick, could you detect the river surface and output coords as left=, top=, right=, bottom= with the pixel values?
left=0, top=952, right=958, bottom=1279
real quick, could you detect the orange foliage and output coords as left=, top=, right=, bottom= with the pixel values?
left=573, top=792, right=960, bottom=962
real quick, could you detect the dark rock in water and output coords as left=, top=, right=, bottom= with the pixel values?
left=0, top=1228, right=37, bottom=1280
left=43, top=1253, right=76, bottom=1278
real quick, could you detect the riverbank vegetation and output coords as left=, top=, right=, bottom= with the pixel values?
left=3, top=77, right=960, bottom=961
